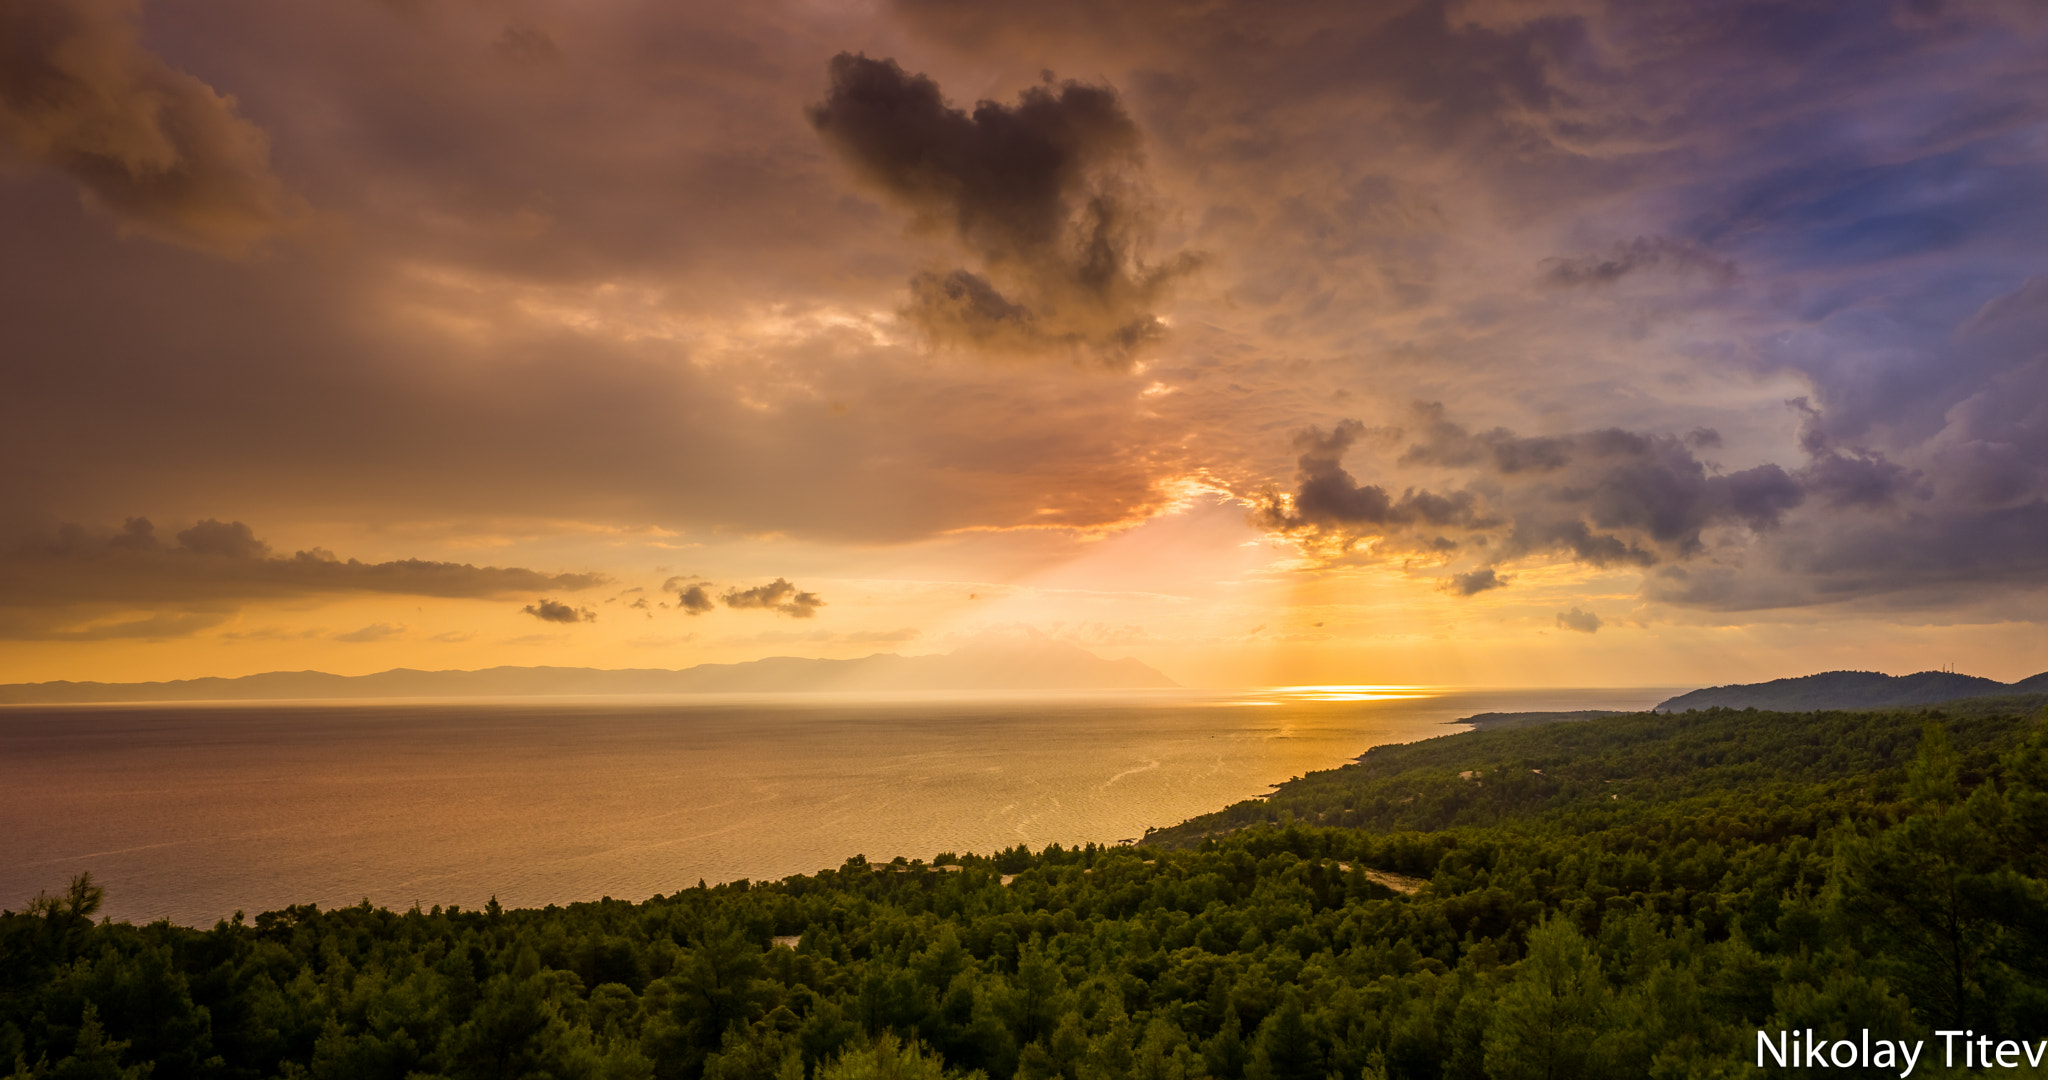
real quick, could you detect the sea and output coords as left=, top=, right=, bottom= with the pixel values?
left=0, top=686, right=1674, bottom=926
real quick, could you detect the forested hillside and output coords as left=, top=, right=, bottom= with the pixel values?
left=1652, top=670, right=2048, bottom=712
left=6, top=699, right=2046, bottom=1080
left=1145, top=693, right=2048, bottom=842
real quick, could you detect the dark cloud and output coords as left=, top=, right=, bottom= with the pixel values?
left=663, top=577, right=716, bottom=615
left=170, top=518, right=269, bottom=559
left=0, top=0, right=294, bottom=255
left=522, top=598, right=594, bottom=624
left=1392, top=407, right=1816, bottom=550
left=809, top=53, right=1198, bottom=367
left=1255, top=419, right=1485, bottom=533
left=1401, top=403, right=1807, bottom=557
left=721, top=578, right=824, bottom=618
left=0, top=517, right=607, bottom=639
left=1445, top=568, right=1508, bottom=596
left=1258, top=403, right=1822, bottom=586
left=1259, top=393, right=2048, bottom=610
left=1555, top=607, right=1601, bottom=633
left=1257, top=413, right=1758, bottom=572
left=0, top=518, right=607, bottom=606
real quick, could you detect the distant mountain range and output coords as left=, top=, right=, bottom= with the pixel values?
left=14, top=653, right=2044, bottom=712
left=0, top=640, right=1178, bottom=704
left=1655, top=669, right=2048, bottom=712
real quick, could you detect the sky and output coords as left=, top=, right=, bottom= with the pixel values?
left=3, top=0, right=2047, bottom=689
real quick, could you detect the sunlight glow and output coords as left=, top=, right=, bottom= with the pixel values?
left=1257, top=685, right=1439, bottom=703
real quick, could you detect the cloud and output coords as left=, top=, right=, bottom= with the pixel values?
left=0, top=0, right=294, bottom=255
left=0, top=518, right=608, bottom=606
left=1555, top=608, right=1601, bottom=634
left=522, top=598, right=594, bottom=624
left=170, top=518, right=268, bottom=559
left=1444, top=568, right=1509, bottom=596
left=720, top=578, right=824, bottom=618
left=663, top=576, right=716, bottom=615
left=334, top=622, right=407, bottom=643
left=0, top=517, right=608, bottom=640
left=809, top=53, right=1198, bottom=367
left=1265, top=419, right=1486, bottom=532
left=1258, top=404, right=1816, bottom=576
left=1255, top=392, right=2048, bottom=611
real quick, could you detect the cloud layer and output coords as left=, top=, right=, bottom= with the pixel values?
left=0, top=518, right=605, bottom=639
left=3, top=0, right=2048, bottom=674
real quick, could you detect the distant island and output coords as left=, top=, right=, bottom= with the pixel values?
left=0, top=639, right=1178, bottom=704
left=1655, top=668, right=2048, bottom=712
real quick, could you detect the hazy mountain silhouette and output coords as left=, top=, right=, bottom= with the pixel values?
left=1655, top=669, right=2044, bottom=712
left=0, top=638, right=1177, bottom=704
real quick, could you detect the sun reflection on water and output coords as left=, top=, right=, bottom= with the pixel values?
left=1246, top=685, right=1440, bottom=704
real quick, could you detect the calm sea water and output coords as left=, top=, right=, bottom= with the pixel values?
left=0, top=687, right=1672, bottom=926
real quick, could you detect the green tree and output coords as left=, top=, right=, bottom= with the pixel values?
left=21, top=1004, right=151, bottom=1080
left=818, top=1034, right=980, bottom=1080
left=1244, top=998, right=1320, bottom=1080
left=1482, top=917, right=1611, bottom=1080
